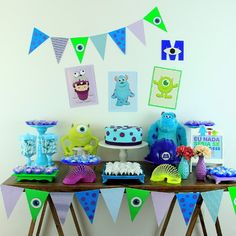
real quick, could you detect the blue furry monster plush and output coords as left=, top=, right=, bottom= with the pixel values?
left=145, top=139, right=179, bottom=165
left=111, top=74, right=135, bottom=106
left=147, top=112, right=187, bottom=147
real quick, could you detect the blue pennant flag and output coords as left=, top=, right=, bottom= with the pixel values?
left=75, top=190, right=100, bottom=223
left=201, top=190, right=223, bottom=223
left=28, top=27, right=49, bottom=54
left=176, top=192, right=200, bottom=225
left=109, top=28, right=126, bottom=54
left=100, top=188, right=124, bottom=222
left=90, top=34, right=107, bottom=60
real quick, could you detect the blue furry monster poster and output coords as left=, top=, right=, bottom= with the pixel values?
left=108, top=72, right=137, bottom=112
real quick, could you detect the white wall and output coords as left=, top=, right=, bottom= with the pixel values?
left=1, top=0, right=236, bottom=235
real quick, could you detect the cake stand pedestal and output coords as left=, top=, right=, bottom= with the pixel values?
left=98, top=140, right=148, bottom=162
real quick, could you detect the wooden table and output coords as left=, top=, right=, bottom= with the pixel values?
left=2, top=161, right=236, bottom=236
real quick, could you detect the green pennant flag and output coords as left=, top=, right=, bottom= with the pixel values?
left=70, top=37, right=88, bottom=63
left=228, top=187, right=236, bottom=213
left=144, top=7, right=167, bottom=32
left=25, top=189, right=49, bottom=221
left=126, top=188, right=150, bottom=221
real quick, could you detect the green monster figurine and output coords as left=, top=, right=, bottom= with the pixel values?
left=60, top=124, right=99, bottom=156
left=153, top=76, right=179, bottom=99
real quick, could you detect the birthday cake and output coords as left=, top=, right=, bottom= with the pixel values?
left=105, top=125, right=142, bottom=146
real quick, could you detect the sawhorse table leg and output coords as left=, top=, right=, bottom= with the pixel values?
left=28, top=195, right=83, bottom=236
left=159, top=196, right=177, bottom=236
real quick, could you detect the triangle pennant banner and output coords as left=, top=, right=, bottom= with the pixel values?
left=28, top=27, right=49, bottom=54
left=75, top=190, right=100, bottom=223
left=144, top=7, right=167, bottom=32
left=51, top=37, right=69, bottom=63
left=228, top=187, right=236, bottom=214
left=50, top=192, right=74, bottom=224
left=128, top=20, right=146, bottom=45
left=201, top=190, right=223, bottom=223
left=109, top=28, right=126, bottom=54
left=70, top=37, right=89, bottom=63
left=151, top=192, right=175, bottom=226
left=25, top=189, right=49, bottom=221
left=176, top=192, right=199, bottom=225
left=90, top=34, right=107, bottom=59
left=126, top=188, right=150, bottom=221
left=0, top=185, right=24, bottom=218
left=100, top=188, right=125, bottom=222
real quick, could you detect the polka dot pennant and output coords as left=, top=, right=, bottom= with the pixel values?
left=70, top=37, right=89, bottom=63
left=144, top=7, right=167, bottom=32
left=25, top=189, right=49, bottom=221
left=126, top=188, right=150, bottom=221
left=75, top=189, right=99, bottom=223
left=176, top=192, right=200, bottom=225
left=109, top=28, right=126, bottom=54
left=28, top=27, right=49, bottom=54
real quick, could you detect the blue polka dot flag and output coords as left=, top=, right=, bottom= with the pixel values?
left=28, top=27, right=49, bottom=54
left=176, top=192, right=200, bottom=225
left=75, top=190, right=100, bottom=223
left=109, top=28, right=126, bottom=54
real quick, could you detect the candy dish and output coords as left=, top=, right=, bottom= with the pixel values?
left=207, top=166, right=236, bottom=184
left=13, top=165, right=58, bottom=182
left=61, top=155, right=101, bottom=166
left=101, top=162, right=145, bottom=184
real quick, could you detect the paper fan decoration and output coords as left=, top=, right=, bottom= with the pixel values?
left=150, top=164, right=181, bottom=184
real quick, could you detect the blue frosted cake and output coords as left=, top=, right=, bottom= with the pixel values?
left=105, top=125, right=143, bottom=146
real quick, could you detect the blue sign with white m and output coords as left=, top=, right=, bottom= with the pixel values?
left=161, top=40, right=184, bottom=61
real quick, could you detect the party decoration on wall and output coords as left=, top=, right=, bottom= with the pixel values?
left=28, top=27, right=49, bottom=54
left=127, top=20, right=146, bottom=45
left=228, top=187, right=236, bottom=214
left=3, top=187, right=234, bottom=226
left=71, top=37, right=89, bottom=63
left=90, top=34, right=107, bottom=59
left=151, top=192, right=175, bottom=226
left=100, top=188, right=125, bottom=222
left=0, top=185, right=24, bottom=218
left=126, top=188, right=150, bottom=221
left=25, top=189, right=49, bottom=221
left=144, top=7, right=167, bottom=32
left=148, top=66, right=182, bottom=110
left=28, top=6, right=167, bottom=63
left=161, top=40, right=184, bottom=61
left=176, top=192, right=199, bottom=225
left=192, top=130, right=223, bottom=160
left=51, top=37, right=69, bottom=63
left=75, top=190, right=100, bottom=223
left=109, top=28, right=126, bottom=54
left=65, top=64, right=98, bottom=108
left=201, top=190, right=223, bottom=223
left=108, top=71, right=137, bottom=112
left=50, top=192, right=74, bottom=224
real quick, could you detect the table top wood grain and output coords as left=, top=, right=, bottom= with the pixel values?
left=2, top=162, right=236, bottom=192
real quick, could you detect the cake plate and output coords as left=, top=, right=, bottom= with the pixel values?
left=98, top=140, right=148, bottom=162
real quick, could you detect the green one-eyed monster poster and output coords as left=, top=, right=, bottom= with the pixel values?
left=148, top=66, right=182, bottom=110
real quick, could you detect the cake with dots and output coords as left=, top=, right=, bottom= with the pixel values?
left=105, top=125, right=143, bottom=146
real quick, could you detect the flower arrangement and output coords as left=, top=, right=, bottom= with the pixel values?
left=193, top=145, right=211, bottom=158
left=176, top=145, right=194, bottom=161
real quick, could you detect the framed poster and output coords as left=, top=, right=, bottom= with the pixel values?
left=65, top=65, right=98, bottom=108
left=108, top=71, right=137, bottom=112
left=148, top=66, right=182, bottom=110
left=189, top=126, right=223, bottom=172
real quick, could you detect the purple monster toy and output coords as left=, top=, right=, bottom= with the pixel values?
left=63, top=165, right=96, bottom=185
left=145, top=139, right=179, bottom=165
